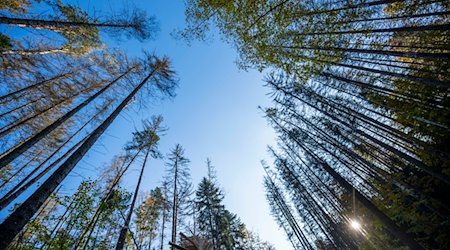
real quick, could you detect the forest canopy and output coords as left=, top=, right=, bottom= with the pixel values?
left=181, top=0, right=449, bottom=249
left=0, top=0, right=449, bottom=249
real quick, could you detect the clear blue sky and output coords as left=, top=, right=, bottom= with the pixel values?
left=7, top=0, right=291, bottom=248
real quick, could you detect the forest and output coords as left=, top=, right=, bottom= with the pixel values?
left=0, top=0, right=449, bottom=249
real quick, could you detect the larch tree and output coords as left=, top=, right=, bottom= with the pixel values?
left=134, top=187, right=165, bottom=249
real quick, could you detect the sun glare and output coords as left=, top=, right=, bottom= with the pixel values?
left=350, top=219, right=361, bottom=230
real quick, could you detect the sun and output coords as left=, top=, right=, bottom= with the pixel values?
left=350, top=219, right=361, bottom=230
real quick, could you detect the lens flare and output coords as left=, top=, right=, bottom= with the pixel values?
left=350, top=219, right=361, bottom=230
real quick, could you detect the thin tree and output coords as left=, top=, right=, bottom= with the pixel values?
left=165, top=144, right=192, bottom=249
left=115, top=116, right=165, bottom=250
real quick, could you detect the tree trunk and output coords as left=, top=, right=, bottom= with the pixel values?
left=296, top=23, right=450, bottom=36
left=0, top=16, right=136, bottom=31
left=0, top=104, right=110, bottom=210
left=115, top=149, right=151, bottom=250
left=73, top=150, right=141, bottom=250
left=277, top=44, right=450, bottom=60
left=331, top=10, right=450, bottom=26
left=171, top=157, right=179, bottom=250
left=0, top=48, right=72, bottom=55
left=267, top=108, right=425, bottom=249
left=0, top=136, right=86, bottom=210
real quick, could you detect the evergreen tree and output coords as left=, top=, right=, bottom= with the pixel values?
left=165, top=144, right=193, bottom=249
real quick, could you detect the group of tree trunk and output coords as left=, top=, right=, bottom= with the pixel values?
left=3, top=134, right=275, bottom=250
left=0, top=1, right=178, bottom=249
left=181, top=0, right=449, bottom=249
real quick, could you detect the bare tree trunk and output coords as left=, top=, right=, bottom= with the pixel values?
left=0, top=16, right=138, bottom=31
left=0, top=103, right=110, bottom=210
left=115, top=149, right=150, bottom=250
left=171, top=158, right=179, bottom=250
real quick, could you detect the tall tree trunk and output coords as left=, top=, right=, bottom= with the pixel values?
left=0, top=16, right=138, bottom=31
left=331, top=10, right=450, bottom=25
left=115, top=149, right=150, bottom=250
left=264, top=174, right=314, bottom=250
left=0, top=48, right=73, bottom=55
left=171, top=158, right=179, bottom=250
left=0, top=104, right=106, bottom=200
left=73, top=150, right=141, bottom=250
left=160, top=202, right=167, bottom=250
left=295, top=23, right=450, bottom=36
left=0, top=71, right=75, bottom=103
left=275, top=44, right=450, bottom=60
left=0, top=137, right=86, bottom=210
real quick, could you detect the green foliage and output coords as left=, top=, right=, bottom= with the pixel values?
left=0, top=33, right=12, bottom=50
left=134, top=187, right=165, bottom=249
left=195, top=162, right=274, bottom=249
left=6, top=180, right=132, bottom=249
left=49, top=0, right=101, bottom=54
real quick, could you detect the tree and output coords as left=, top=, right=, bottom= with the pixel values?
left=195, top=160, right=225, bottom=249
left=135, top=187, right=165, bottom=250
left=0, top=1, right=158, bottom=55
left=115, top=116, right=165, bottom=250
left=164, top=144, right=193, bottom=249
left=0, top=61, right=138, bottom=169
left=194, top=159, right=271, bottom=250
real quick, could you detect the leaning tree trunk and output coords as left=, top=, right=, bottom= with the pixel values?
left=0, top=104, right=106, bottom=205
left=275, top=44, right=450, bottom=60
left=299, top=23, right=450, bottom=36
left=73, top=150, right=141, bottom=250
left=115, top=148, right=150, bottom=250
left=0, top=16, right=137, bottom=31
left=0, top=64, right=162, bottom=250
